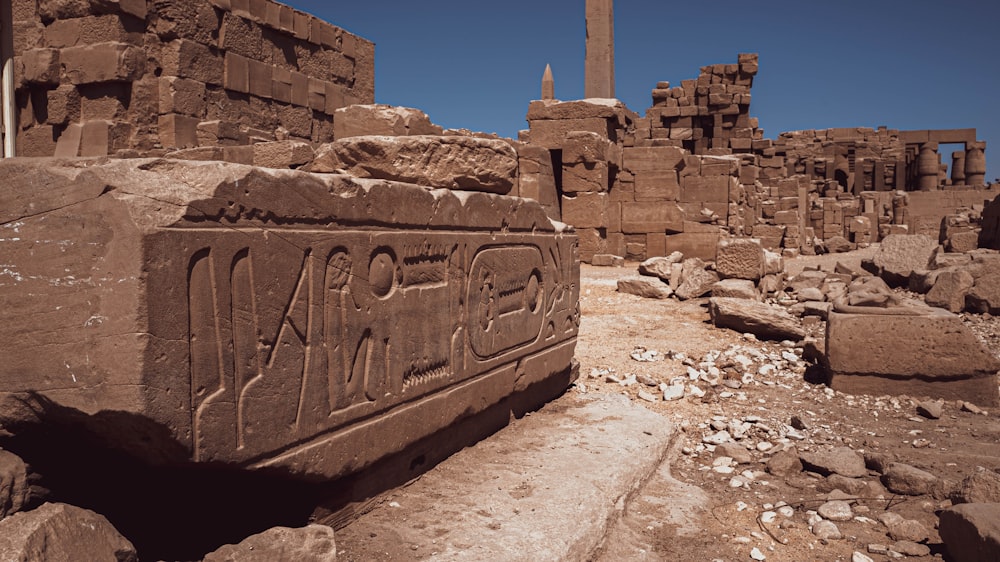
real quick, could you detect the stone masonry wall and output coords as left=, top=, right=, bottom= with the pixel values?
left=10, top=0, right=374, bottom=157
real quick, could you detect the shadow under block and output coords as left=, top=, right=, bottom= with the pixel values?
left=0, top=158, right=581, bottom=480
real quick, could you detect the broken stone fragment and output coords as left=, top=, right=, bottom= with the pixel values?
left=709, top=298, right=806, bottom=341
left=715, top=238, right=765, bottom=281
left=872, top=234, right=938, bottom=287
left=332, top=104, right=442, bottom=139
left=925, top=269, right=974, bottom=313
left=710, top=279, right=758, bottom=301
left=638, top=252, right=683, bottom=280
left=799, top=446, right=868, bottom=478
left=617, top=277, right=672, bottom=299
left=307, top=135, right=519, bottom=194
left=951, top=468, right=1000, bottom=504
left=674, top=260, right=720, bottom=300
left=202, top=524, right=337, bottom=562
left=882, top=463, right=939, bottom=496
left=0, top=451, right=29, bottom=519
left=939, top=503, right=1000, bottom=562
left=0, top=503, right=137, bottom=561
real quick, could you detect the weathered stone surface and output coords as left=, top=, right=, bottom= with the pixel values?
left=617, top=277, right=672, bottom=300
left=332, top=104, right=442, bottom=139
left=674, top=259, right=719, bottom=300
left=307, top=135, right=518, bottom=194
left=711, top=279, right=758, bottom=300
left=709, top=298, right=806, bottom=341
left=882, top=463, right=939, bottom=496
left=638, top=252, right=683, bottom=280
left=0, top=503, right=137, bottom=561
left=952, top=468, right=1000, bottom=504
left=926, top=269, right=975, bottom=313
left=766, top=448, right=803, bottom=477
left=872, top=234, right=938, bottom=286
left=800, top=446, right=868, bottom=478
left=716, top=238, right=765, bottom=281
left=202, top=525, right=336, bottom=562
left=967, top=260, right=1000, bottom=314
left=0, top=158, right=579, bottom=481
left=939, top=503, right=1000, bottom=562
left=0, top=451, right=29, bottom=519
left=252, top=140, right=315, bottom=170
left=826, top=308, right=1000, bottom=407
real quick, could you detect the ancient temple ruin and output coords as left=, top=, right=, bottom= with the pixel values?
left=527, top=0, right=994, bottom=263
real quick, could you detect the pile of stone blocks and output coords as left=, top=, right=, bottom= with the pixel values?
left=642, top=54, right=761, bottom=154
left=0, top=156, right=580, bottom=481
left=11, top=0, right=374, bottom=157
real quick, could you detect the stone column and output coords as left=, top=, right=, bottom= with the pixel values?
left=951, top=150, right=967, bottom=185
left=965, top=143, right=986, bottom=186
left=584, top=0, right=615, bottom=99
left=917, top=143, right=939, bottom=191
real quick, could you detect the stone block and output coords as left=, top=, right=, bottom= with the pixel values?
left=158, top=113, right=200, bottom=148
left=925, top=269, right=974, bottom=313
left=939, top=504, right=1000, bottom=562
left=528, top=118, right=615, bottom=151
left=308, top=135, right=517, bottom=194
left=516, top=144, right=560, bottom=221
left=247, top=59, right=273, bottom=99
left=710, top=298, right=805, bottom=340
left=826, top=309, right=1000, bottom=406
left=680, top=175, right=730, bottom=203
left=60, top=42, right=144, bottom=84
left=20, top=49, right=60, bottom=85
left=622, top=201, right=683, bottom=234
left=872, top=234, right=938, bottom=287
left=665, top=232, right=720, bottom=261
left=252, top=140, right=315, bottom=170
left=158, top=77, right=207, bottom=117
left=716, top=237, right=765, bottom=281
left=562, top=192, right=608, bottom=229
left=333, top=104, right=441, bottom=139
left=43, top=14, right=135, bottom=48
left=0, top=503, right=136, bottom=561
left=162, top=39, right=223, bottom=86
left=562, top=131, right=612, bottom=165
left=622, top=146, right=684, bottom=173
left=46, top=85, right=82, bottom=125
left=16, top=126, right=57, bottom=157
left=634, top=170, right=679, bottom=202
left=562, top=162, right=609, bottom=193
left=0, top=158, right=579, bottom=481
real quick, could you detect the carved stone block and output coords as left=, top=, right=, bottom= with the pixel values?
left=0, top=159, right=580, bottom=480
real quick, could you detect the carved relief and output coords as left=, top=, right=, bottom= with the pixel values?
left=178, top=231, right=577, bottom=465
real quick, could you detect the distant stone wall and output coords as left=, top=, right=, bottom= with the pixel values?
left=10, top=0, right=374, bottom=156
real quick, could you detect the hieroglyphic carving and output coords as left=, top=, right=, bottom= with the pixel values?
left=176, top=231, right=578, bottom=465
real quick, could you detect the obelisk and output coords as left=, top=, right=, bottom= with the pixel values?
left=584, top=0, right=615, bottom=99
left=541, top=64, right=555, bottom=100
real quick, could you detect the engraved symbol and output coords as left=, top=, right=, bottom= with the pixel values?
left=369, top=249, right=398, bottom=299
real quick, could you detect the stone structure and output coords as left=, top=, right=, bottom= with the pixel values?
left=0, top=157, right=580, bottom=481
left=584, top=0, right=614, bottom=99
left=525, top=52, right=995, bottom=262
left=541, top=64, right=554, bottom=101
left=8, top=0, right=374, bottom=157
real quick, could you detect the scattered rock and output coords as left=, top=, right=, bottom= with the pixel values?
left=638, top=253, right=683, bottom=280
left=952, top=467, right=1000, bottom=504
left=864, top=452, right=894, bottom=474
left=709, top=298, right=806, bottom=341
left=800, top=447, right=868, bottom=478
left=812, top=520, right=842, bottom=540
left=939, top=503, right=1000, bottom=562
left=716, top=443, right=754, bottom=465
left=887, top=518, right=930, bottom=543
left=916, top=399, right=944, bottom=420
left=824, top=474, right=869, bottom=496
left=882, top=463, right=939, bottom=496
left=766, top=449, right=803, bottom=477
left=891, top=540, right=931, bottom=557
left=852, top=551, right=875, bottom=562
left=202, top=524, right=337, bottom=562
left=0, top=503, right=137, bottom=562
left=592, top=254, right=625, bottom=267
left=797, top=287, right=825, bottom=302
left=617, top=277, right=673, bottom=299
left=818, top=500, right=853, bottom=522
left=663, top=385, right=686, bottom=401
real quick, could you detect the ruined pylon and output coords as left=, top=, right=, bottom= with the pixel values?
left=541, top=64, right=555, bottom=100
left=584, top=0, right=615, bottom=99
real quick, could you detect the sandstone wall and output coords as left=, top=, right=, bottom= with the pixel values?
left=10, top=0, right=374, bottom=157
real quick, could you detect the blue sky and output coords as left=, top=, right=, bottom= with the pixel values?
left=287, top=0, right=1000, bottom=181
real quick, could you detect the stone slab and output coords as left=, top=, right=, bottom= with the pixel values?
left=335, top=393, right=675, bottom=561
left=0, top=158, right=580, bottom=481
left=826, top=309, right=1000, bottom=407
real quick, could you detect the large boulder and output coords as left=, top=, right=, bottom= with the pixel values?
left=939, top=503, right=1000, bottom=562
left=203, top=525, right=336, bottom=562
left=872, top=234, right=938, bottom=287
left=952, top=468, right=1000, bottom=504
left=0, top=503, right=137, bottom=561
left=716, top=238, right=765, bottom=281
left=307, top=135, right=519, bottom=194
left=709, top=297, right=806, bottom=341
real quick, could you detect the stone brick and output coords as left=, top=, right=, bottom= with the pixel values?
left=158, top=113, right=200, bottom=148
left=17, top=125, right=58, bottom=157
left=223, top=52, right=249, bottom=94
left=622, top=201, right=683, bottom=234
left=634, top=170, right=679, bottom=202
left=716, top=237, right=765, bottom=281
left=680, top=175, right=730, bottom=203
left=247, top=59, right=273, bottom=99
left=562, top=162, right=609, bottom=193
left=60, top=42, right=146, bottom=84
left=623, top=146, right=684, bottom=173
left=43, top=14, right=135, bottom=48
left=46, top=84, right=81, bottom=124
left=20, top=48, right=60, bottom=85
left=527, top=118, right=614, bottom=150
left=324, top=82, right=347, bottom=115
left=562, top=192, right=608, bottom=228
left=161, top=39, right=223, bottom=86
left=158, top=77, right=207, bottom=117
left=271, top=66, right=293, bottom=104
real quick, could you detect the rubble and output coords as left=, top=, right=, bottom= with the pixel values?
left=0, top=503, right=137, bottom=562
left=202, top=525, right=337, bottom=562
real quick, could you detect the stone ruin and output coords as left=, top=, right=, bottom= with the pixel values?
left=0, top=0, right=580, bottom=558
